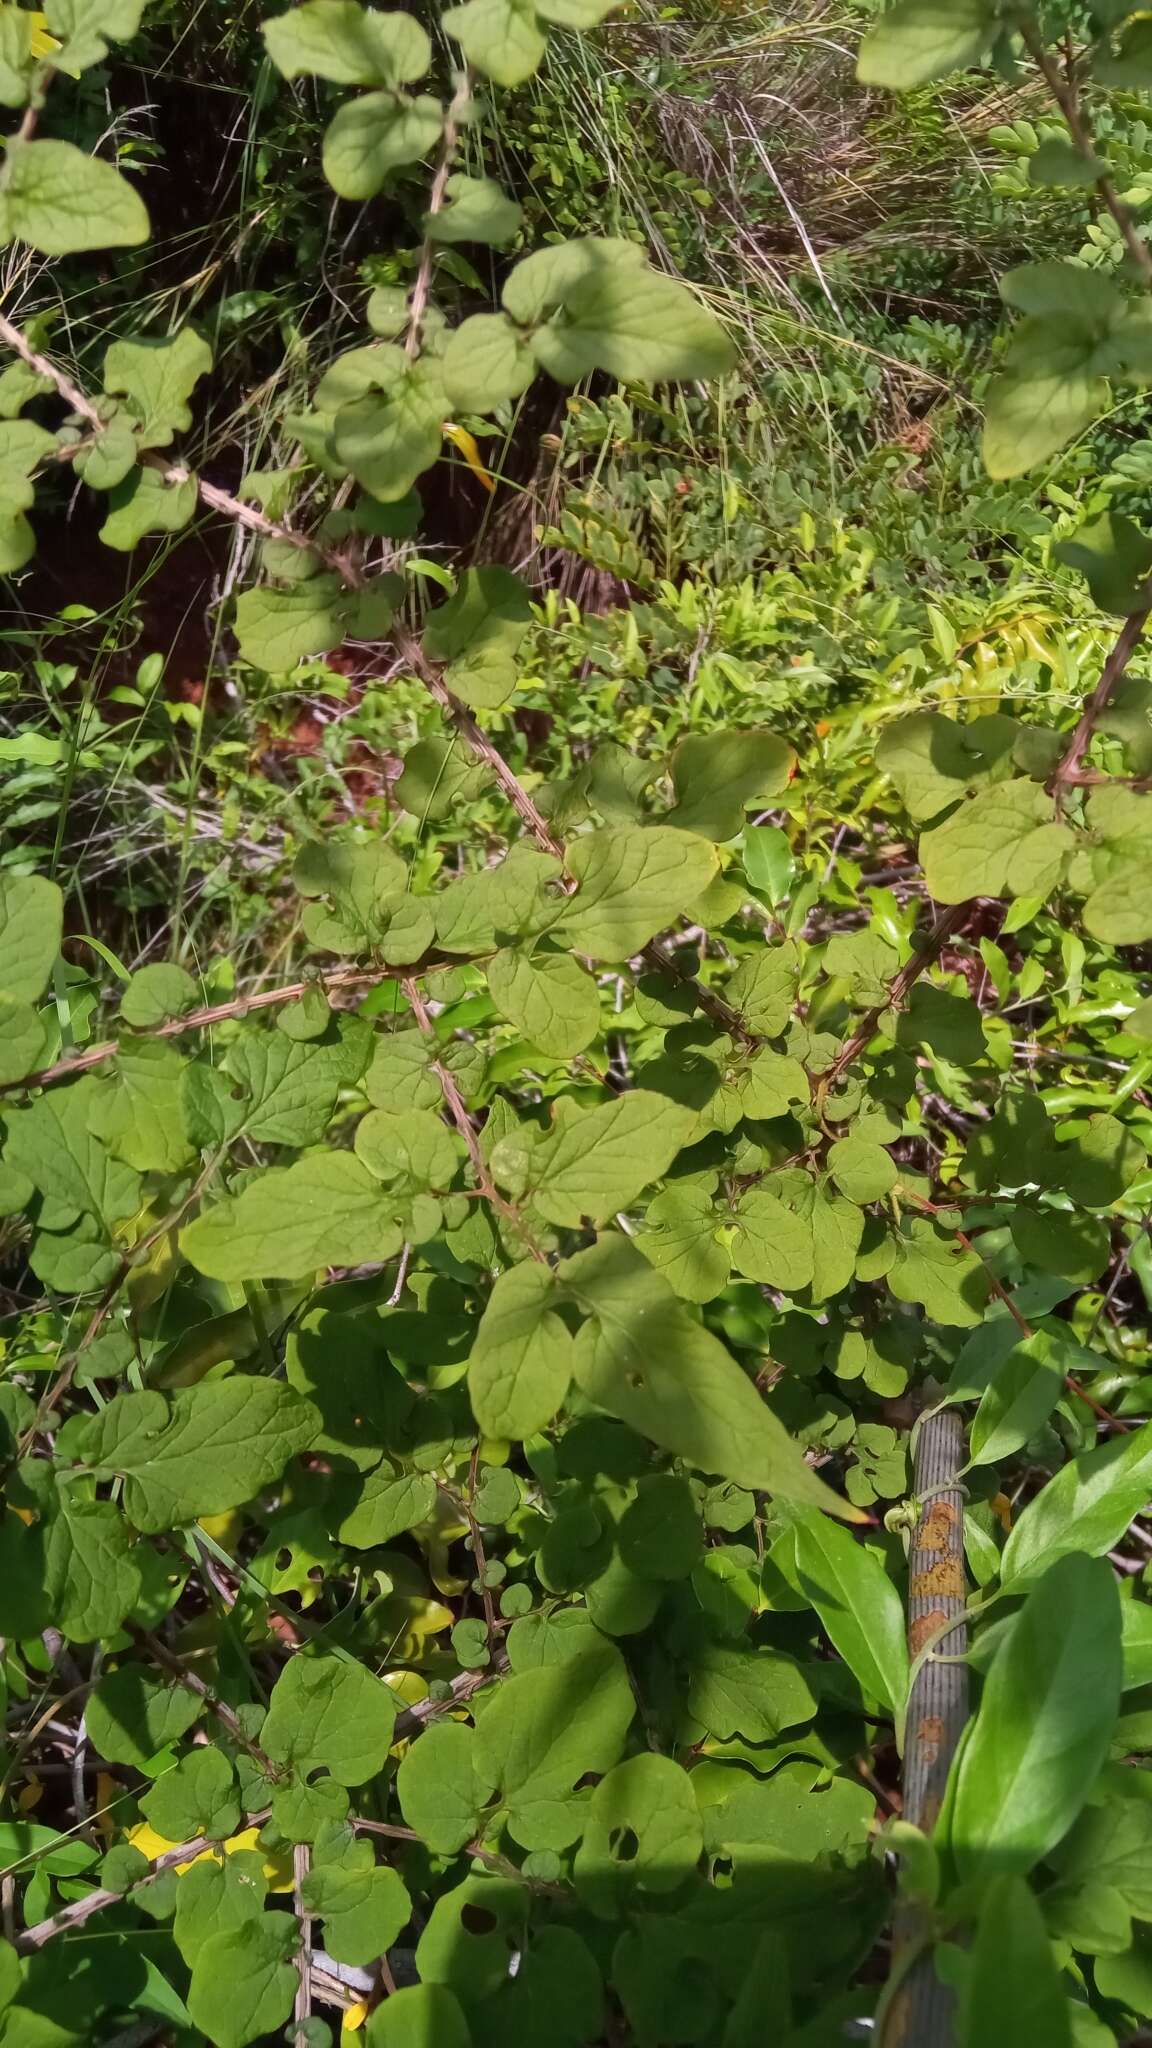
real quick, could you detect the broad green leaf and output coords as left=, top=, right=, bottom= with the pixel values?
left=561, top=824, right=718, bottom=959
left=528, top=1090, right=696, bottom=1225
left=522, top=238, right=735, bottom=384
left=302, top=1851, right=410, bottom=1966
left=637, top=1184, right=731, bottom=1302
left=1028, top=138, right=1104, bottom=190
left=43, top=0, right=145, bottom=70
left=487, top=946, right=600, bottom=1056
left=0, top=138, right=148, bottom=254
left=468, top=1260, right=575, bottom=1438
left=223, top=1018, right=371, bottom=1143
left=4, top=1077, right=141, bottom=1223
left=793, top=1511, right=909, bottom=1711
left=173, top=1854, right=267, bottom=1967
left=102, top=328, right=213, bottom=449
left=442, top=312, right=536, bottom=412
left=685, top=1642, right=816, bottom=1742
left=187, top=1915, right=298, bottom=2048
left=961, top=1875, right=1072, bottom=2048
left=262, top=1651, right=398, bottom=1784
left=888, top=1217, right=989, bottom=1327
left=355, top=1107, right=460, bottom=1192
left=983, top=327, right=1109, bottom=479
left=948, top=1553, right=1121, bottom=1880
left=857, top=0, right=997, bottom=88
left=323, top=91, right=444, bottom=199
left=335, top=1463, right=436, bottom=1548
left=0, top=873, right=62, bottom=1002
left=730, top=1188, right=814, bottom=1291
left=827, top=1135, right=897, bottom=1205
left=724, top=942, right=799, bottom=1034
left=574, top=1754, right=703, bottom=1916
left=69, top=1378, right=319, bottom=1532
left=428, top=172, right=522, bottom=246
left=441, top=0, right=546, bottom=84
left=618, top=1473, right=701, bottom=1579
left=561, top=1234, right=861, bottom=1517
left=472, top=1639, right=634, bottom=1848
left=181, top=1153, right=405, bottom=1280
left=89, top=1039, right=193, bottom=1173
left=435, top=842, right=562, bottom=953
left=141, top=1748, right=240, bottom=1841
left=968, top=1330, right=1064, bottom=1466
left=1010, top=1204, right=1110, bottom=1284
left=875, top=709, right=1004, bottom=824
left=120, top=960, right=198, bottom=1028
left=1000, top=1418, right=1152, bottom=1588
left=331, top=357, right=445, bottom=497
left=45, top=1498, right=142, bottom=1642
left=665, top=729, right=793, bottom=840
left=1051, top=1114, right=1146, bottom=1206
left=397, top=1721, right=495, bottom=1852
left=366, top=1984, right=472, bottom=2048
left=423, top=566, right=533, bottom=710
left=233, top=575, right=348, bottom=671
left=99, top=465, right=198, bottom=550
left=1056, top=510, right=1152, bottom=615
left=395, top=736, right=486, bottom=819
left=86, top=1663, right=202, bottom=1767
left=920, top=781, right=1072, bottom=903
left=262, top=0, right=430, bottom=82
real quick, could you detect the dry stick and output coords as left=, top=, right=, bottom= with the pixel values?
left=819, top=904, right=969, bottom=1099
left=1020, top=23, right=1152, bottom=289
left=1, top=963, right=422, bottom=1098
left=15, top=1832, right=213, bottom=1953
left=882, top=1404, right=969, bottom=2048
left=294, top=1842, right=313, bottom=2031
left=405, top=71, right=472, bottom=359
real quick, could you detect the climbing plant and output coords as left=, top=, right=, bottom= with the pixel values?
left=4, top=1, right=1152, bottom=2044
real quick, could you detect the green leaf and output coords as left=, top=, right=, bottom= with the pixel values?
left=395, top=736, right=486, bottom=819
left=0, top=138, right=149, bottom=254
left=99, top=465, right=198, bottom=549
left=120, top=961, right=198, bottom=1028
left=187, top=1915, right=298, bottom=2048
left=302, top=1850, right=410, bottom=1966
left=102, top=329, right=213, bottom=449
left=86, top=1663, right=202, bottom=1767
left=983, top=326, right=1109, bottom=478
left=487, top=946, right=600, bottom=1056
left=441, top=0, right=546, bottom=84
left=968, top=1330, right=1064, bottom=1466
left=4, top=1077, right=141, bottom=1223
left=331, top=357, right=445, bottom=496
left=1056, top=510, right=1152, bottom=615
left=423, top=566, right=533, bottom=711
left=793, top=1511, right=909, bottom=1711
left=0, top=873, right=62, bottom=1002
left=335, top=1463, right=436, bottom=1548
left=70, top=1378, right=319, bottom=1532
left=637, top=1184, right=731, bottom=1303
left=366, top=1985, right=472, bottom=2048
left=43, top=0, right=145, bottom=71
left=827, top=1135, right=897, bottom=1205
left=172, top=1853, right=267, bottom=1967
left=262, top=0, right=430, bottom=82
left=428, top=172, right=522, bottom=246
left=442, top=312, right=536, bottom=413
left=468, top=1260, right=575, bottom=1438
left=262, top=1651, right=398, bottom=1784
left=888, top=1217, right=990, bottom=1327
left=947, top=1553, right=1121, bottom=1881
left=665, top=730, right=793, bottom=840
left=1000, top=1417, right=1152, bottom=1588
left=472, top=1639, right=634, bottom=1848
left=517, top=238, right=736, bottom=384
left=323, top=92, right=444, bottom=200
left=397, top=1721, right=495, bottom=1852
left=560, top=824, right=718, bottom=959
left=1010, top=1204, right=1111, bottom=1284
left=141, top=1748, right=240, bottom=1841
left=561, top=1233, right=862, bottom=1517
left=685, top=1642, right=816, bottom=1742
left=181, top=1153, right=405, bottom=1280
left=528, top=1090, right=696, bottom=1225
left=45, top=1497, right=142, bottom=1641
left=920, top=781, right=1072, bottom=903
left=857, top=0, right=997, bottom=87
left=1028, top=137, right=1105, bottom=189
left=89, top=1039, right=193, bottom=1173
left=574, top=1754, right=703, bottom=1916
left=233, top=575, right=348, bottom=671
left=730, top=1187, right=814, bottom=1290
left=961, top=1875, right=1072, bottom=2048
left=1051, top=1113, right=1146, bottom=1206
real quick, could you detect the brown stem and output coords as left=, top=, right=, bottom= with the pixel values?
left=2, top=962, right=433, bottom=1098
left=820, top=905, right=969, bottom=1098
left=1049, top=608, right=1151, bottom=801
left=1021, top=23, right=1152, bottom=288
left=406, top=73, right=472, bottom=359
left=883, top=1403, right=969, bottom=2048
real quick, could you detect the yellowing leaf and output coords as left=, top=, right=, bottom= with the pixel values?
left=443, top=420, right=495, bottom=492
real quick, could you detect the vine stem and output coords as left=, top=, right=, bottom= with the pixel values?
left=1020, top=21, right=1152, bottom=289
left=819, top=904, right=969, bottom=1097
left=406, top=70, right=472, bottom=358
left=1049, top=607, right=1152, bottom=801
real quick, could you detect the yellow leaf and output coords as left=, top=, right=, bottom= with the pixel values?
left=16, top=1774, right=42, bottom=1813
left=29, top=14, right=60, bottom=57
left=126, top=1821, right=294, bottom=1889
left=443, top=422, right=494, bottom=494
left=343, top=2001, right=370, bottom=2033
